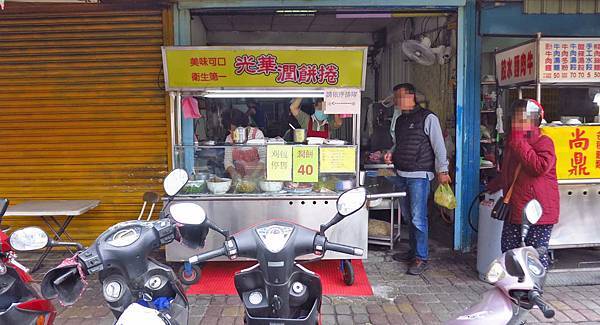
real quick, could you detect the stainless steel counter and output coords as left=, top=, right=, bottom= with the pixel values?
left=549, top=183, right=600, bottom=249
left=165, top=196, right=368, bottom=262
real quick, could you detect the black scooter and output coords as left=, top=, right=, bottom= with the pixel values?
left=170, top=183, right=404, bottom=324
left=9, top=169, right=198, bottom=324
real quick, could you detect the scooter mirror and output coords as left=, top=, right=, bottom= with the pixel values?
left=523, top=199, right=543, bottom=225
left=337, top=187, right=367, bottom=217
left=10, top=226, right=49, bottom=251
left=164, top=169, right=189, bottom=196
left=170, top=202, right=206, bottom=225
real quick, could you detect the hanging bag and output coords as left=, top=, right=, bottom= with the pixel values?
left=491, top=164, right=521, bottom=221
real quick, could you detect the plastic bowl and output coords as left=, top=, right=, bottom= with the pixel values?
left=259, top=181, right=284, bottom=192
left=207, top=178, right=232, bottom=194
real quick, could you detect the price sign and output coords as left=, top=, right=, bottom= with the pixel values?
left=266, top=145, right=293, bottom=181
left=292, top=146, right=319, bottom=183
left=320, top=147, right=356, bottom=173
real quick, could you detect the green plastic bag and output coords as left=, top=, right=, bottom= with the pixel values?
left=434, top=184, right=457, bottom=210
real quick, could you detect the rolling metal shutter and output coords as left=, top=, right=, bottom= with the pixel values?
left=0, top=9, right=173, bottom=245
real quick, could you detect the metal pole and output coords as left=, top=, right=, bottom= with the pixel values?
left=518, top=87, right=523, bottom=99
left=169, top=92, right=177, bottom=169
left=176, top=91, right=182, bottom=146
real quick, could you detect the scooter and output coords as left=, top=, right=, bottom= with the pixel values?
left=0, top=198, right=57, bottom=325
left=8, top=169, right=200, bottom=325
left=446, top=199, right=555, bottom=325
left=170, top=184, right=404, bottom=324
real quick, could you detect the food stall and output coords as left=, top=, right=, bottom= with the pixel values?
left=161, top=46, right=369, bottom=268
left=495, top=35, right=600, bottom=249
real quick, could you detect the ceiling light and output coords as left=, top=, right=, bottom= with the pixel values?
left=275, top=9, right=317, bottom=16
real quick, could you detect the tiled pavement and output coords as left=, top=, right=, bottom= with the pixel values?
left=20, top=242, right=600, bottom=325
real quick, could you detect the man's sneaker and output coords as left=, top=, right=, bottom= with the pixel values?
left=392, top=251, right=415, bottom=263
left=407, top=258, right=429, bottom=275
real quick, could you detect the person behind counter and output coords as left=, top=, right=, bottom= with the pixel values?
left=289, top=98, right=343, bottom=138
left=222, top=109, right=266, bottom=180
left=383, top=83, right=450, bottom=276
left=487, top=99, right=559, bottom=269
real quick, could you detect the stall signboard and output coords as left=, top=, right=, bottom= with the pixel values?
left=541, top=126, right=600, bottom=179
left=320, top=147, right=356, bottom=173
left=538, top=38, right=600, bottom=83
left=495, top=41, right=537, bottom=87
left=292, top=146, right=319, bottom=183
left=162, top=46, right=367, bottom=91
left=323, top=88, right=361, bottom=115
left=266, top=145, right=293, bottom=181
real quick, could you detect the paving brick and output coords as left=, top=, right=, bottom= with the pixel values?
left=211, top=296, right=227, bottom=305
left=549, top=300, right=571, bottom=310
left=204, top=305, right=223, bottom=316
left=563, top=309, right=589, bottom=322
left=351, top=304, right=368, bottom=314
left=387, top=314, right=407, bottom=324
left=199, top=315, right=219, bottom=325
left=321, top=304, right=335, bottom=315
left=226, top=296, right=242, bottom=305
left=578, top=309, right=600, bottom=321
left=335, top=304, right=352, bottom=315
left=218, top=316, right=236, bottom=325
left=407, top=293, right=440, bottom=303
left=563, top=298, right=587, bottom=310
left=321, top=314, right=337, bottom=325
left=382, top=303, right=401, bottom=314
left=419, top=312, right=440, bottom=324
left=552, top=310, right=574, bottom=322
left=402, top=313, right=423, bottom=325
left=336, top=315, right=354, bottom=325
left=369, top=313, right=390, bottom=325
left=222, top=306, right=244, bottom=317
left=366, top=304, right=384, bottom=314
left=353, top=313, right=371, bottom=324
left=412, top=302, right=432, bottom=314
left=396, top=302, right=417, bottom=315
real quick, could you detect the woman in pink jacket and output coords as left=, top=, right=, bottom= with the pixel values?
left=487, top=99, right=559, bottom=268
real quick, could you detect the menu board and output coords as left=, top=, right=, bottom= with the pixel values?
left=541, top=126, right=600, bottom=180
left=495, top=41, right=537, bottom=87
left=292, top=146, right=319, bottom=183
left=266, top=145, right=293, bottom=181
left=539, top=39, right=600, bottom=83
left=319, top=147, right=356, bottom=173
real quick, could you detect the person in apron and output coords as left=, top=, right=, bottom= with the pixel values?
left=289, top=98, right=343, bottom=139
left=222, top=109, right=266, bottom=180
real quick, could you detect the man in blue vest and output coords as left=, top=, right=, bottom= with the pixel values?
left=384, top=83, right=451, bottom=275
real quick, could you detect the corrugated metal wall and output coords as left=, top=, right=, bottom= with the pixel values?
left=524, top=0, right=600, bottom=14
left=0, top=9, right=172, bottom=246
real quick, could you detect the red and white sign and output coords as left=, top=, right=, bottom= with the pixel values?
left=538, top=38, right=600, bottom=84
left=495, top=41, right=537, bottom=87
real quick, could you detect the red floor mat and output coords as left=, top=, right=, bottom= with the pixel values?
left=187, top=260, right=373, bottom=296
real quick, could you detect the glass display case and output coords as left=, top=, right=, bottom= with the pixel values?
left=174, top=144, right=359, bottom=197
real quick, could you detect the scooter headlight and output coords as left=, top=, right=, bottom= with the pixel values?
left=486, top=260, right=506, bottom=283
left=256, top=225, right=293, bottom=253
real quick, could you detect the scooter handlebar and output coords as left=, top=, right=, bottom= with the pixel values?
left=528, top=290, right=555, bottom=319
left=324, top=241, right=364, bottom=256
left=188, top=246, right=227, bottom=264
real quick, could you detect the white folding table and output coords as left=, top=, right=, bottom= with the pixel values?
left=5, top=200, right=100, bottom=272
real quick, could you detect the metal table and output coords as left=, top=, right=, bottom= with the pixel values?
left=363, top=174, right=406, bottom=250
left=5, top=200, right=100, bottom=272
